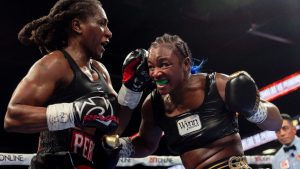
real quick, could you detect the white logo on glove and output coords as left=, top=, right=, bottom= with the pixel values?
left=75, top=96, right=114, bottom=126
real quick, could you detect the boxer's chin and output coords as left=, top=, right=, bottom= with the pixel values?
left=95, top=52, right=103, bottom=61
left=157, top=87, right=170, bottom=95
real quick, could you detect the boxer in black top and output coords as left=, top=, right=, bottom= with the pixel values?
left=4, top=0, right=150, bottom=168
left=151, top=72, right=239, bottom=155
left=116, top=33, right=283, bottom=169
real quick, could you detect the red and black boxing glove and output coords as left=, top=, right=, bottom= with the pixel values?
left=118, top=49, right=151, bottom=109
left=46, top=91, right=119, bottom=131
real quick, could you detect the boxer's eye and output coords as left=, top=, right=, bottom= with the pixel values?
left=160, top=63, right=172, bottom=70
left=161, top=63, right=168, bottom=67
left=148, top=65, right=154, bottom=71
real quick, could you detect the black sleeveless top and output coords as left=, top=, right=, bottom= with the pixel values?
left=152, top=72, right=239, bottom=155
left=31, top=50, right=118, bottom=168
left=45, top=50, right=109, bottom=104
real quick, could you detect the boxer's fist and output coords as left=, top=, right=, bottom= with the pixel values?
left=225, top=71, right=268, bottom=124
left=118, top=49, right=151, bottom=109
left=225, top=71, right=259, bottom=118
left=122, top=48, right=151, bottom=92
left=102, top=134, right=122, bottom=151
left=93, top=135, right=121, bottom=169
left=102, top=135, right=134, bottom=158
left=46, top=92, right=118, bottom=131
left=73, top=92, right=118, bottom=131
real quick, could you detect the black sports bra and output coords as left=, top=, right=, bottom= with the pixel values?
left=152, top=72, right=238, bottom=154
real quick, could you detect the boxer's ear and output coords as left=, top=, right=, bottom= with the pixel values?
left=183, top=57, right=191, bottom=74
left=71, top=18, right=83, bottom=34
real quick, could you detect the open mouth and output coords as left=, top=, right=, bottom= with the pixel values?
left=155, top=79, right=169, bottom=86
left=100, top=41, right=109, bottom=50
left=101, top=40, right=109, bottom=46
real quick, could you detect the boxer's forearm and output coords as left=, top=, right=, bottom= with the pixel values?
left=131, top=137, right=158, bottom=158
left=257, top=101, right=282, bottom=131
left=4, top=104, right=48, bottom=133
left=115, top=105, right=133, bottom=135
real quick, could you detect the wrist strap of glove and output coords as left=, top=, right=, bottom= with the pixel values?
left=246, top=101, right=268, bottom=124
left=46, top=103, right=75, bottom=131
left=118, top=84, right=143, bottom=110
left=119, top=137, right=135, bottom=158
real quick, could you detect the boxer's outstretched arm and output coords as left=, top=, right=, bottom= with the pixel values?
left=130, top=95, right=163, bottom=157
left=113, top=94, right=162, bottom=158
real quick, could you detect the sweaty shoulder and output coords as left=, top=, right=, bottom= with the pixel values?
left=190, top=73, right=207, bottom=89
left=33, top=50, right=72, bottom=82
left=215, top=72, right=230, bottom=100
left=40, top=51, right=69, bottom=71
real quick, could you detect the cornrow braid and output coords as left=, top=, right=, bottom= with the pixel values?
left=18, top=0, right=102, bottom=55
left=150, top=33, right=205, bottom=74
left=150, top=33, right=192, bottom=61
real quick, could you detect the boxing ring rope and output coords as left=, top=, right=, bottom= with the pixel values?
left=0, top=153, right=273, bottom=167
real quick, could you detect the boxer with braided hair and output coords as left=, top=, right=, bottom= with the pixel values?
left=116, top=33, right=283, bottom=169
left=4, top=0, right=150, bottom=168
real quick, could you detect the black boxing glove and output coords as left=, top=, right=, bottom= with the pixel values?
left=46, top=91, right=118, bottom=131
left=118, top=49, right=151, bottom=109
left=225, top=71, right=268, bottom=124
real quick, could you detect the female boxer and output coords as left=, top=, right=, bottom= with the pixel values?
left=118, top=33, right=282, bottom=169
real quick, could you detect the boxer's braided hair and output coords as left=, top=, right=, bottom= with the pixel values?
left=18, top=0, right=102, bottom=54
left=150, top=33, right=205, bottom=74
left=150, top=33, right=192, bottom=62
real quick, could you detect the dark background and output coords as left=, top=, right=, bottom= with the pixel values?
left=1, top=0, right=300, bottom=168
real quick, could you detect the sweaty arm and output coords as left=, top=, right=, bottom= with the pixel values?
left=216, top=71, right=282, bottom=131
left=116, top=94, right=163, bottom=158
left=131, top=95, right=163, bottom=157
left=4, top=52, right=67, bottom=133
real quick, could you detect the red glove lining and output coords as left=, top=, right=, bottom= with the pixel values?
left=122, top=57, right=142, bottom=82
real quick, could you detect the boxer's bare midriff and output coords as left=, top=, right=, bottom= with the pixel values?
left=180, top=133, right=244, bottom=169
